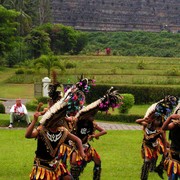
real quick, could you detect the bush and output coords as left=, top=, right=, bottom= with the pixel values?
left=26, top=98, right=48, bottom=111
left=119, top=94, right=135, bottom=113
left=65, top=62, right=76, bottom=69
left=15, top=69, right=25, bottom=74
left=26, top=99, right=39, bottom=111
left=36, top=96, right=49, bottom=104
left=86, top=85, right=180, bottom=104
left=0, top=103, right=5, bottom=113
left=137, top=60, right=145, bottom=69
left=25, top=69, right=36, bottom=75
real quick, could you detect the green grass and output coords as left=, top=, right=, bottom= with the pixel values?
left=0, top=84, right=34, bottom=99
left=1, top=56, right=180, bottom=88
left=0, top=129, right=166, bottom=180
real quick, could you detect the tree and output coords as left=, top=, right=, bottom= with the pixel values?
left=1, top=0, right=32, bottom=36
left=25, top=29, right=51, bottom=59
left=0, top=5, right=20, bottom=57
left=39, top=23, right=88, bottom=55
left=34, top=53, right=64, bottom=77
left=38, top=0, right=51, bottom=25
left=72, top=31, right=88, bottom=55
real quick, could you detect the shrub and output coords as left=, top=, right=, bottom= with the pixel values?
left=137, top=60, right=145, bottom=69
left=86, top=85, right=180, bottom=105
left=26, top=98, right=48, bottom=111
left=119, top=94, right=135, bottom=113
left=36, top=96, right=49, bottom=104
left=26, top=99, right=39, bottom=111
left=25, top=69, right=36, bottom=75
left=0, top=103, right=5, bottom=113
left=15, top=69, right=25, bottom=74
left=65, top=62, right=76, bottom=69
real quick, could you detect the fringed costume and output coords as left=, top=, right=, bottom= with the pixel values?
left=137, top=95, right=178, bottom=180
left=163, top=104, right=180, bottom=180
left=69, top=87, right=123, bottom=180
left=29, top=126, right=70, bottom=180
left=141, top=126, right=165, bottom=180
left=27, top=74, right=94, bottom=180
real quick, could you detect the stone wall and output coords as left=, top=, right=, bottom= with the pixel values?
left=50, top=0, right=180, bottom=32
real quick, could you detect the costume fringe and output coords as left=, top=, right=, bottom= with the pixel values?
left=142, top=138, right=164, bottom=160
left=58, top=143, right=72, bottom=162
left=72, top=145, right=100, bottom=163
left=30, top=162, right=68, bottom=180
left=164, top=158, right=180, bottom=177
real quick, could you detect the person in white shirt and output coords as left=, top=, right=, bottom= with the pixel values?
left=8, top=99, right=30, bottom=128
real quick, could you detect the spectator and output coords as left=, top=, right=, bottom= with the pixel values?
left=105, top=47, right=111, bottom=55
left=8, top=99, right=30, bottom=128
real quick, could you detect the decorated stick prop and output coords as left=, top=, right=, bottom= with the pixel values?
left=36, top=102, right=44, bottom=112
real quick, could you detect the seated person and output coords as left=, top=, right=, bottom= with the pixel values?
left=8, top=99, right=30, bottom=128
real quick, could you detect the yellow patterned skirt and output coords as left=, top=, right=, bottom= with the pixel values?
left=29, top=158, right=70, bottom=180
left=141, top=138, right=165, bottom=160
left=164, top=150, right=180, bottom=177
left=72, top=143, right=100, bottom=163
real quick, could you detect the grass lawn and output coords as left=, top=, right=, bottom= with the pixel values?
left=0, top=129, right=167, bottom=180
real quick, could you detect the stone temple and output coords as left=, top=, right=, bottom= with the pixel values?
left=50, top=0, right=180, bottom=32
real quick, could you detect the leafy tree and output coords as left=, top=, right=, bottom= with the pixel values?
left=38, top=23, right=87, bottom=55
left=34, top=53, right=64, bottom=77
left=72, top=31, right=88, bottom=55
left=25, top=29, right=51, bottom=59
left=1, top=0, right=32, bottom=36
left=6, top=39, right=30, bottom=67
left=0, top=5, right=20, bottom=57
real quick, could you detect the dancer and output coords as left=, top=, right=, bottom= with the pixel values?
left=136, top=113, right=167, bottom=180
left=25, top=73, right=97, bottom=180
left=70, top=116, right=107, bottom=180
left=68, top=87, right=123, bottom=180
left=162, top=109, right=180, bottom=180
left=25, top=111, right=85, bottom=180
left=136, top=95, right=178, bottom=180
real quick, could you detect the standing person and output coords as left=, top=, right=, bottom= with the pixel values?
left=67, top=87, right=122, bottom=180
left=136, top=114, right=167, bottom=180
left=8, top=98, right=30, bottom=128
left=25, top=111, right=86, bottom=180
left=136, top=96, right=178, bottom=180
left=70, top=116, right=107, bottom=180
left=162, top=113, right=180, bottom=180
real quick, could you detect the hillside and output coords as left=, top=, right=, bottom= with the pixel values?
left=82, top=31, right=180, bottom=57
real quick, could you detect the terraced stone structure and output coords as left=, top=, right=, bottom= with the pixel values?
left=50, top=0, right=180, bottom=32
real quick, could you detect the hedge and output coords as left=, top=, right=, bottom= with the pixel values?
left=86, top=85, right=180, bottom=104
left=95, top=112, right=141, bottom=123
left=0, top=103, right=5, bottom=113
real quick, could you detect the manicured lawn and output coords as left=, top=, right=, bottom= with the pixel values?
left=0, top=129, right=167, bottom=180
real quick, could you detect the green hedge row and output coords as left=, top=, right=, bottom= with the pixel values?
left=86, top=85, right=180, bottom=104
left=95, top=112, right=141, bottom=123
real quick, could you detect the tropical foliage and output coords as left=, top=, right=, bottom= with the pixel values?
left=0, top=5, right=19, bottom=58
left=83, top=31, right=180, bottom=57
left=34, top=53, right=64, bottom=77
